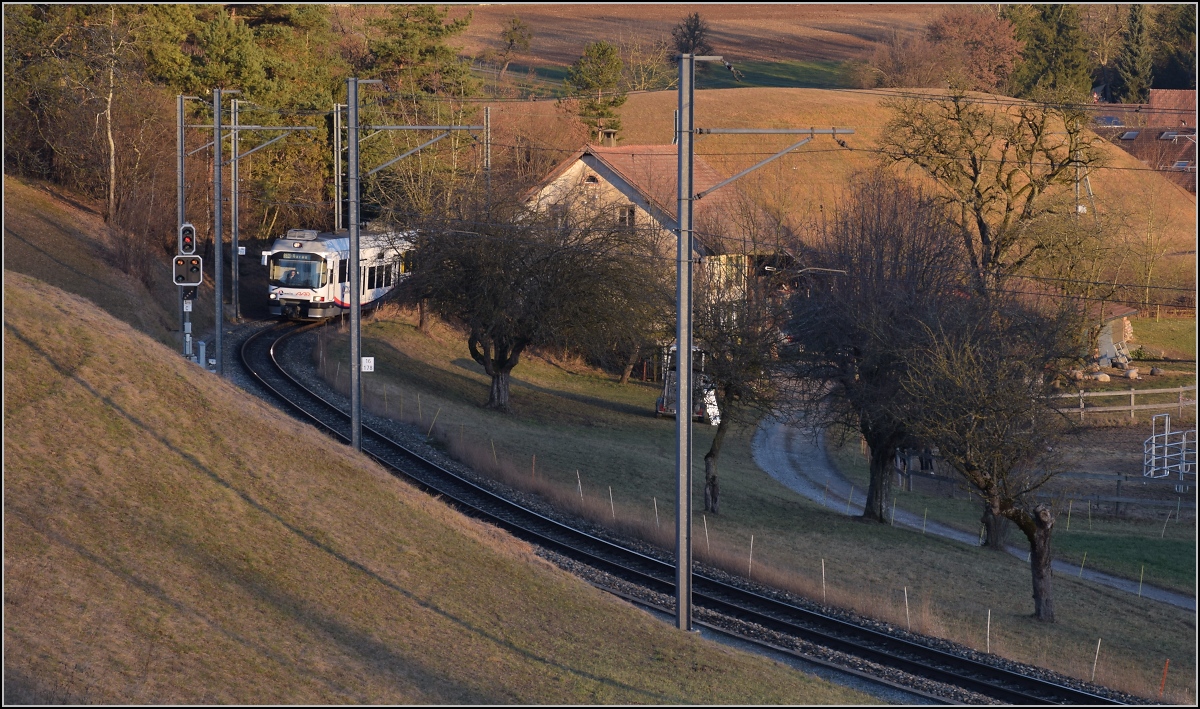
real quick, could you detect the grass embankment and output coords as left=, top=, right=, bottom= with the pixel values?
left=3, top=175, right=186, bottom=348
left=3, top=272, right=872, bottom=704
left=322, top=308, right=1195, bottom=702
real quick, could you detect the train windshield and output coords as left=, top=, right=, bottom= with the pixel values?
left=269, top=252, right=325, bottom=288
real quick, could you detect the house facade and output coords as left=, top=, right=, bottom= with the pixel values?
left=524, top=143, right=787, bottom=290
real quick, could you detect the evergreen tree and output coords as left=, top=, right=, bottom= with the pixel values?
left=366, top=5, right=476, bottom=95
left=1113, top=4, right=1154, bottom=103
left=1152, top=3, right=1197, bottom=89
left=565, top=41, right=625, bottom=139
left=1007, top=4, right=1091, bottom=99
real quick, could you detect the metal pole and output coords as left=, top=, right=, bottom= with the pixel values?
left=213, top=88, right=224, bottom=375
left=484, top=105, right=491, bottom=212
left=348, top=79, right=362, bottom=451
left=334, top=103, right=343, bottom=230
left=231, top=98, right=240, bottom=322
left=675, top=52, right=695, bottom=632
left=178, top=94, right=189, bottom=358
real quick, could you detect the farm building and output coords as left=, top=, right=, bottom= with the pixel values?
left=523, top=141, right=793, bottom=294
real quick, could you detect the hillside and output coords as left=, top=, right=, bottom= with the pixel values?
left=486, top=87, right=1197, bottom=288
left=3, top=271, right=871, bottom=703
left=3, top=176, right=186, bottom=348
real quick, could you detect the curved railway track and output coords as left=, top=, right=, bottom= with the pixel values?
left=240, top=320, right=1126, bottom=706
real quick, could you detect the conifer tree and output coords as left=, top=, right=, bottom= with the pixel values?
left=1113, top=4, right=1154, bottom=103
left=565, top=41, right=625, bottom=140
left=1007, top=4, right=1091, bottom=99
left=1152, top=3, right=1197, bottom=90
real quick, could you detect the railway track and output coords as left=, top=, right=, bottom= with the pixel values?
left=239, top=320, right=1128, bottom=705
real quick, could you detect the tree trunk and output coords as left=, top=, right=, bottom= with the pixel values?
left=487, top=371, right=511, bottom=411
left=105, top=49, right=116, bottom=224
left=618, top=346, right=640, bottom=385
left=981, top=502, right=1009, bottom=550
left=703, top=417, right=729, bottom=514
left=862, top=435, right=898, bottom=522
left=469, top=332, right=525, bottom=413
left=1011, top=504, right=1056, bottom=622
left=418, top=299, right=432, bottom=333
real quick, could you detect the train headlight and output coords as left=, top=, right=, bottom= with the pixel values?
left=269, top=292, right=278, bottom=299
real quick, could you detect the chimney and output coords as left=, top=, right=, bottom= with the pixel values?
left=600, top=129, right=618, bottom=147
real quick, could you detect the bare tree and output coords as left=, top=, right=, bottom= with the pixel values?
left=694, top=253, right=794, bottom=514
left=398, top=190, right=659, bottom=412
left=896, top=295, right=1084, bottom=622
left=787, top=169, right=965, bottom=522
left=619, top=35, right=677, bottom=92
left=671, top=12, right=713, bottom=58
left=880, top=91, right=1106, bottom=297
left=496, top=15, right=531, bottom=82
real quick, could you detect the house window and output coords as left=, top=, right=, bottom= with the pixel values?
left=583, top=174, right=600, bottom=187
left=1172, top=160, right=1191, bottom=170
left=1158, top=131, right=1179, bottom=140
left=616, top=205, right=636, bottom=229
left=1119, top=131, right=1140, bottom=140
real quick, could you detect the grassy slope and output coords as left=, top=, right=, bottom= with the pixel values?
left=340, top=310, right=1196, bottom=702
left=3, top=176, right=186, bottom=348
left=3, top=271, right=871, bottom=704
left=484, top=87, right=1197, bottom=285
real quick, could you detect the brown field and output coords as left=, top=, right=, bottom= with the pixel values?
left=458, top=4, right=942, bottom=64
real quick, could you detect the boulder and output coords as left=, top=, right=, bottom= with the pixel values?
left=1068, top=369, right=1085, bottom=381
left=1150, top=367, right=1165, bottom=376
left=1088, top=372, right=1111, bottom=382
left=1087, top=363, right=1101, bottom=373
left=1124, top=368, right=1138, bottom=379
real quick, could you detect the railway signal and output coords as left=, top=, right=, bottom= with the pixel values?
left=179, top=222, right=197, bottom=255
left=174, top=256, right=203, bottom=286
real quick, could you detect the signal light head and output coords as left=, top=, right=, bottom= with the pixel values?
left=173, top=254, right=203, bottom=286
left=179, top=222, right=197, bottom=255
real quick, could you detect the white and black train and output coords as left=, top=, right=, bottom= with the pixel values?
left=262, top=227, right=413, bottom=319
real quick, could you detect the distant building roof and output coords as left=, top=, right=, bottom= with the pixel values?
left=1090, top=89, right=1196, bottom=129
left=1088, top=302, right=1139, bottom=324
left=1094, top=125, right=1197, bottom=193
left=1148, top=89, right=1198, bottom=120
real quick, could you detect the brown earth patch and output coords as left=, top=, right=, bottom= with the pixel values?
left=333, top=4, right=942, bottom=66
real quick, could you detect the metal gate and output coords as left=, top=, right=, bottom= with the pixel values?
left=1144, top=414, right=1197, bottom=492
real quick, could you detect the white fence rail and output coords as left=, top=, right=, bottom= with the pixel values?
left=1054, top=384, right=1196, bottom=421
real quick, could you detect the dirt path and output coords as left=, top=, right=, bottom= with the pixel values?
left=752, top=418, right=1196, bottom=612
